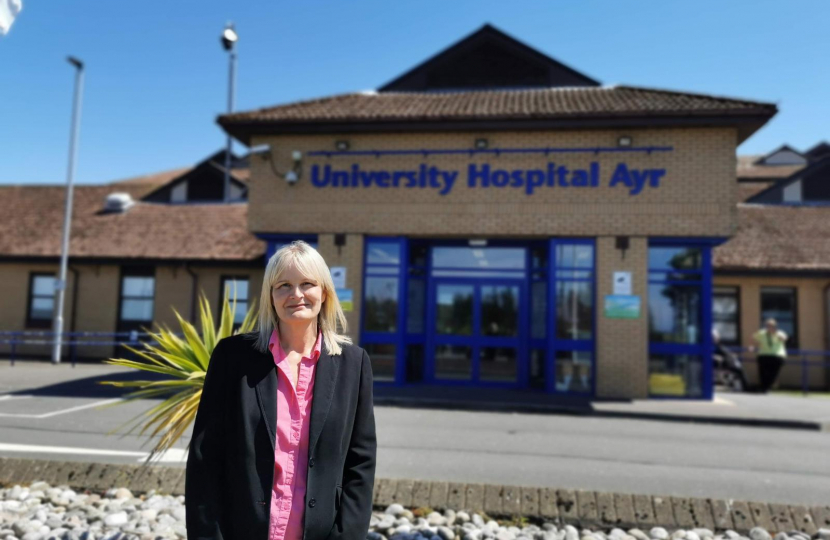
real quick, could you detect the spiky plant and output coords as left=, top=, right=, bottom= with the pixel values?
left=98, top=290, right=257, bottom=464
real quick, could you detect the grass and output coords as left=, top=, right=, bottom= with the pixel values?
left=770, top=390, right=830, bottom=399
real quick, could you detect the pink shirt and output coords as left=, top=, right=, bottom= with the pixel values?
left=267, top=327, right=323, bottom=540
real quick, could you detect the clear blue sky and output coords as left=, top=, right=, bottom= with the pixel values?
left=2, top=1, right=828, bottom=185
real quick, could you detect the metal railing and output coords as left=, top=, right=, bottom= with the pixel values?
left=0, top=330, right=169, bottom=367
left=725, top=346, right=830, bottom=395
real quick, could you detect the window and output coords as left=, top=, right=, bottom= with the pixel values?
left=648, top=244, right=711, bottom=398
left=221, top=276, right=250, bottom=325
left=760, top=287, right=798, bottom=348
left=713, top=286, right=740, bottom=345
left=26, top=273, right=56, bottom=328
left=361, top=238, right=405, bottom=382
left=118, top=267, right=155, bottom=328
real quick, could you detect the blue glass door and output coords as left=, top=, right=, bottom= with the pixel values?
left=427, top=278, right=527, bottom=386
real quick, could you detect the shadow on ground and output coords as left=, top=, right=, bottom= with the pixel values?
left=11, top=370, right=171, bottom=399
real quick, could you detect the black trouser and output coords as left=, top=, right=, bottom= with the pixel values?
left=757, top=355, right=784, bottom=391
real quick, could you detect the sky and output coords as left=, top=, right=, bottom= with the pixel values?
left=2, top=1, right=829, bottom=186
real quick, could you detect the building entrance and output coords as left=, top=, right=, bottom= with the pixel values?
left=427, top=278, right=527, bottom=386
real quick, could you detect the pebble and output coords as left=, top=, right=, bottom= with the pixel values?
left=0, top=482, right=823, bottom=540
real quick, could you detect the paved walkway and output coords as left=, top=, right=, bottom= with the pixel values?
left=3, top=359, right=830, bottom=431
left=373, top=385, right=830, bottom=431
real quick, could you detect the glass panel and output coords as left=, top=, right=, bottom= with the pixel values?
left=648, top=284, right=700, bottom=344
left=407, top=279, right=425, bottom=334
left=479, top=347, right=518, bottom=382
left=122, top=277, right=155, bottom=298
left=363, top=343, right=396, bottom=382
left=529, top=349, right=545, bottom=389
left=556, top=350, right=593, bottom=393
left=556, top=244, right=593, bottom=268
left=556, top=281, right=593, bottom=340
left=366, top=241, right=401, bottom=265
left=365, top=267, right=399, bottom=275
left=30, top=297, right=54, bottom=319
left=434, top=345, right=472, bottom=380
left=650, top=271, right=702, bottom=282
left=436, top=284, right=473, bottom=335
left=224, top=279, right=249, bottom=302
left=555, top=270, right=592, bottom=280
left=33, top=276, right=56, bottom=296
left=363, top=277, right=398, bottom=333
left=432, top=270, right=525, bottom=278
left=232, top=302, right=248, bottom=324
left=432, top=247, right=525, bottom=270
left=406, top=344, right=424, bottom=383
left=409, top=244, right=428, bottom=267
left=713, top=287, right=739, bottom=344
left=648, top=247, right=702, bottom=271
left=121, top=299, right=154, bottom=321
left=531, top=246, right=547, bottom=269
left=649, top=354, right=703, bottom=397
left=480, top=285, right=519, bottom=337
left=531, top=281, right=546, bottom=339
left=760, top=287, right=797, bottom=347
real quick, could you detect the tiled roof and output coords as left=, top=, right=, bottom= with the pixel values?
left=736, top=155, right=804, bottom=180
left=737, top=182, right=774, bottom=202
left=0, top=183, right=265, bottom=261
left=714, top=204, right=830, bottom=272
left=221, top=85, right=775, bottom=126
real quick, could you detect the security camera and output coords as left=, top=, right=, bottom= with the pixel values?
left=285, top=170, right=299, bottom=185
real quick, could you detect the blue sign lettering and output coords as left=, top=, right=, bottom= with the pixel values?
left=309, top=163, right=667, bottom=196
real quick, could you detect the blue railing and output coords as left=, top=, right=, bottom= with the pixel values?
left=725, top=346, right=830, bottom=395
left=0, top=330, right=174, bottom=367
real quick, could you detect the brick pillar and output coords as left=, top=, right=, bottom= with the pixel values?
left=595, top=236, right=649, bottom=399
left=316, top=234, right=364, bottom=343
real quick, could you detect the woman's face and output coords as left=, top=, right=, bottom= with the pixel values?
left=271, top=262, right=327, bottom=327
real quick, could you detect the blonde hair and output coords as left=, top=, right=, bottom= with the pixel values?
left=253, top=240, right=351, bottom=355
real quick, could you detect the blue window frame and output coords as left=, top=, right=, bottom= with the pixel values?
left=547, top=239, right=596, bottom=395
left=647, top=239, right=714, bottom=399
left=361, top=237, right=408, bottom=384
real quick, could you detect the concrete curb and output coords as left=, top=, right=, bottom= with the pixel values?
left=373, top=396, right=830, bottom=432
left=0, top=457, right=827, bottom=534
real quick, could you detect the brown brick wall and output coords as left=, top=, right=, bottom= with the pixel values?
left=248, top=128, right=737, bottom=238
left=316, top=234, right=364, bottom=342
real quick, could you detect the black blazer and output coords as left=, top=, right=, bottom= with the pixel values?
left=186, top=332, right=377, bottom=540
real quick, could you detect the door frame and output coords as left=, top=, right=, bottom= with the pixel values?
left=425, top=276, right=528, bottom=387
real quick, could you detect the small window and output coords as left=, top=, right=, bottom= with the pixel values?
left=221, top=276, right=250, bottom=325
left=27, top=273, right=56, bottom=328
left=760, top=287, right=798, bottom=348
left=713, top=286, right=740, bottom=345
left=118, top=268, right=156, bottom=329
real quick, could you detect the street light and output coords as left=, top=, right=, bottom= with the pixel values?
left=52, top=56, right=84, bottom=365
left=221, top=22, right=238, bottom=203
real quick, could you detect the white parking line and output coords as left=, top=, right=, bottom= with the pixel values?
left=0, top=397, right=122, bottom=418
left=0, top=395, right=32, bottom=402
left=0, top=443, right=188, bottom=463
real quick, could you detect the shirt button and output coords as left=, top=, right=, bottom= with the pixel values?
left=309, top=457, right=315, bottom=467
left=308, top=498, right=316, bottom=508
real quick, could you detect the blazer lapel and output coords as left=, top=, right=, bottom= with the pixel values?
left=252, top=341, right=340, bottom=455
left=253, top=348, right=278, bottom=453
left=308, top=345, right=339, bottom=453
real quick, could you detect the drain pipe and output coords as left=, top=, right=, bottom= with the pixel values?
left=68, top=265, right=80, bottom=365
left=185, top=264, right=198, bottom=322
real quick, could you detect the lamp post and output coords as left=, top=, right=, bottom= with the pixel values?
left=52, top=56, right=84, bottom=365
left=221, top=23, right=238, bottom=203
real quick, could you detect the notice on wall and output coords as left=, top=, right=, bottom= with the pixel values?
left=613, top=271, right=632, bottom=295
left=337, top=288, right=353, bottom=311
left=331, top=267, right=347, bottom=289
left=604, top=295, right=640, bottom=319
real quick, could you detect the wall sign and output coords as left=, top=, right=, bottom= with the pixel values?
left=330, top=266, right=347, bottom=289
left=337, top=289, right=353, bottom=311
left=311, top=162, right=667, bottom=196
left=604, top=295, right=641, bottom=319
left=613, top=271, right=632, bottom=295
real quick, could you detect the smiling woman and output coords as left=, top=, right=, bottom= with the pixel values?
left=186, top=240, right=377, bottom=540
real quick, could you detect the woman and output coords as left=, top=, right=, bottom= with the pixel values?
left=751, top=318, right=788, bottom=393
left=186, top=241, right=377, bottom=540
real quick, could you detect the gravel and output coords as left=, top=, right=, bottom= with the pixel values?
left=0, top=482, right=827, bottom=540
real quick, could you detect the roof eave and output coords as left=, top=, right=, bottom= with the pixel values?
left=219, top=111, right=776, bottom=146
